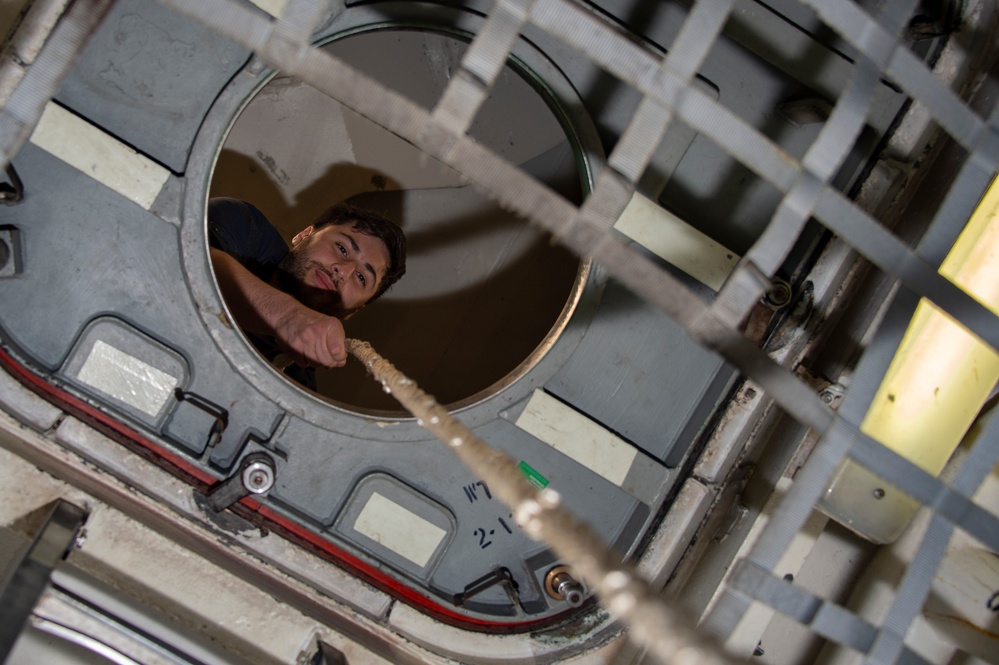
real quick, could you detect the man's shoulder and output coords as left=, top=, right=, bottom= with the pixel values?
left=207, top=197, right=288, bottom=270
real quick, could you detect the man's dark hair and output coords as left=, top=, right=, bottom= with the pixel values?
left=312, top=202, right=407, bottom=302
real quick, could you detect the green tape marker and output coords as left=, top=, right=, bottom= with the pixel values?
left=519, top=460, right=549, bottom=489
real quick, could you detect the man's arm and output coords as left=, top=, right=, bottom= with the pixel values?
left=210, top=247, right=348, bottom=368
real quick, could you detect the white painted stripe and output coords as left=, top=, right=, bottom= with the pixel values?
left=353, top=492, right=446, bottom=568
left=247, top=0, right=286, bottom=17
left=614, top=192, right=739, bottom=291
left=29, top=102, right=169, bottom=210
left=76, top=340, right=179, bottom=417
left=515, top=389, right=636, bottom=487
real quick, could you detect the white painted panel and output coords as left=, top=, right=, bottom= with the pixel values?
left=247, top=0, right=286, bottom=16
left=29, top=102, right=169, bottom=210
left=515, top=389, right=636, bottom=486
left=614, top=192, right=739, bottom=291
left=354, top=492, right=446, bottom=567
left=76, top=340, right=179, bottom=417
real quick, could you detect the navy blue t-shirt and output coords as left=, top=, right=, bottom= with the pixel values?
left=207, top=198, right=287, bottom=279
left=208, top=197, right=317, bottom=389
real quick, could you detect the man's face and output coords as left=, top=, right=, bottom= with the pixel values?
left=276, top=223, right=390, bottom=319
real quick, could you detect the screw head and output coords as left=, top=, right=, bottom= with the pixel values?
left=764, top=281, right=792, bottom=309
left=241, top=459, right=275, bottom=494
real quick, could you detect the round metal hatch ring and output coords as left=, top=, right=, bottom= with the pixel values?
left=181, top=3, right=608, bottom=440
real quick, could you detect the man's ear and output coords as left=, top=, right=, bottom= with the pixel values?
left=292, top=226, right=314, bottom=246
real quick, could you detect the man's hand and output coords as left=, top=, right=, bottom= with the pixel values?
left=272, top=307, right=348, bottom=369
left=210, top=247, right=348, bottom=369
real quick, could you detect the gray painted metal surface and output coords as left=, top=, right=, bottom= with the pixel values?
left=547, top=279, right=733, bottom=466
left=0, top=0, right=723, bottom=623
left=55, top=0, right=250, bottom=173
left=0, top=0, right=995, bottom=661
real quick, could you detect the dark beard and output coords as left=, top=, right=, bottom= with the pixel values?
left=274, top=250, right=353, bottom=319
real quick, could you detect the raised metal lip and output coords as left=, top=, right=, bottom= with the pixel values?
left=198, top=18, right=602, bottom=427
left=332, top=258, right=593, bottom=418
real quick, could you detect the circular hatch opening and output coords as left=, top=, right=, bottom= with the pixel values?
left=210, top=29, right=586, bottom=414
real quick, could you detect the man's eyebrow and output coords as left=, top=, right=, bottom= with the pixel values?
left=344, top=231, right=378, bottom=287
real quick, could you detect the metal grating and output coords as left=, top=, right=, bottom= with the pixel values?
left=1, top=0, right=998, bottom=663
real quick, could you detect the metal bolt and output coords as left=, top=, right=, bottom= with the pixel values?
left=206, top=452, right=276, bottom=512
left=762, top=278, right=793, bottom=310
left=241, top=457, right=275, bottom=495
left=873, top=488, right=885, bottom=499
left=545, top=565, right=585, bottom=607
left=818, top=383, right=845, bottom=406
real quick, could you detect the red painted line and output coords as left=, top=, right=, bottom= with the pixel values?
left=0, top=347, right=215, bottom=485
left=250, top=502, right=509, bottom=629
left=0, top=346, right=556, bottom=632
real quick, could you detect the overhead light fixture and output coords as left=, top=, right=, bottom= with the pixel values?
left=820, top=175, right=999, bottom=543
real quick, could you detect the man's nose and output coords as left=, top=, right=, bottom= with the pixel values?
left=332, top=260, right=354, bottom=284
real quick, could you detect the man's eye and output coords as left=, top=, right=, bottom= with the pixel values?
left=336, top=242, right=346, bottom=255
left=357, top=272, right=366, bottom=286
